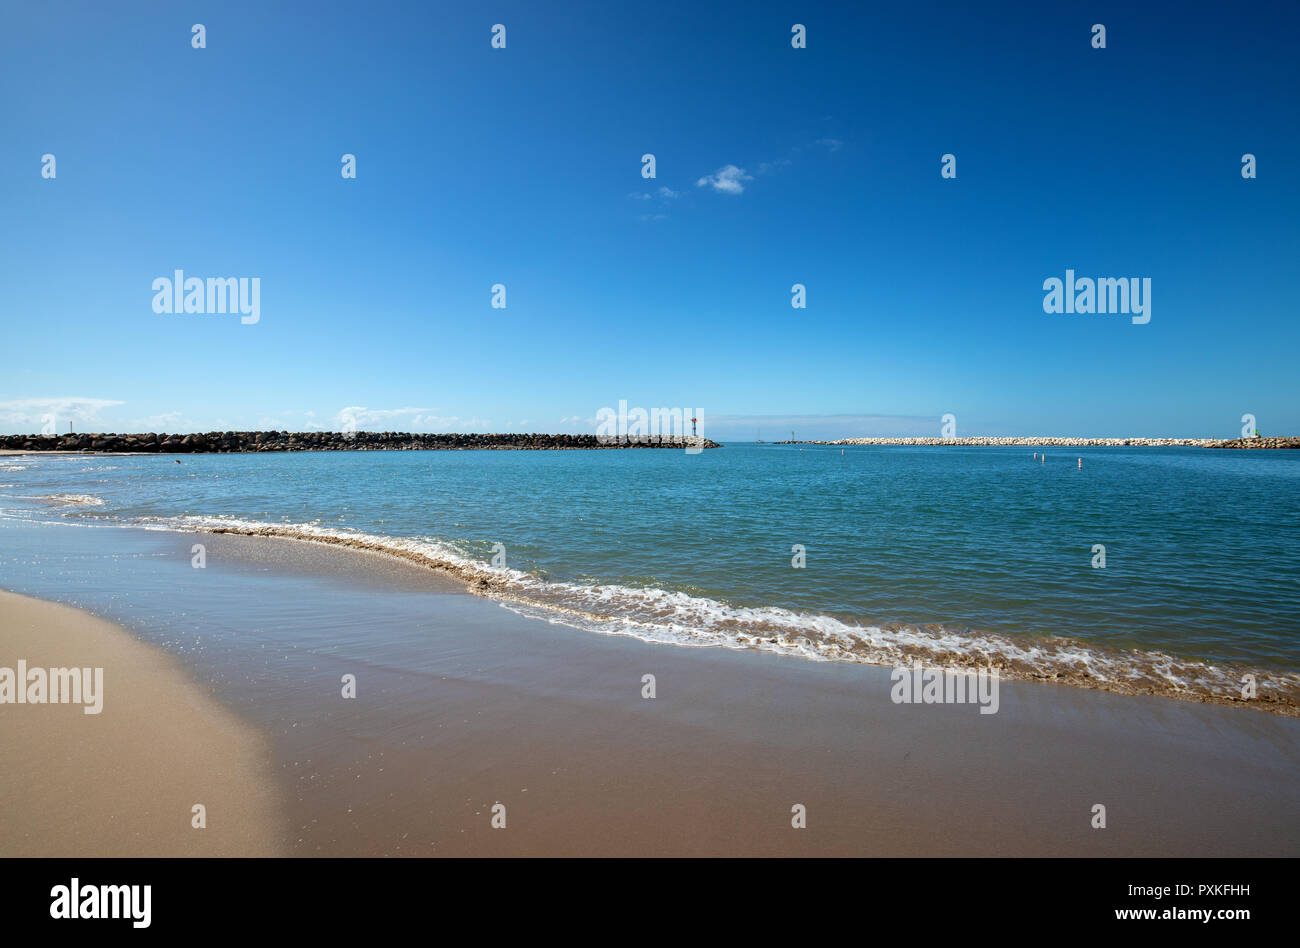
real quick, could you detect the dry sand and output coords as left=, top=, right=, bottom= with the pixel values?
left=0, top=589, right=284, bottom=856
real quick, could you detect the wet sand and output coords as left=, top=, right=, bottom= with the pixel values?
left=0, top=589, right=284, bottom=856
left=0, top=519, right=1297, bottom=856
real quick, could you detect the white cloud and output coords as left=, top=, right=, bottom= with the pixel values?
left=815, top=138, right=843, bottom=152
left=409, top=414, right=495, bottom=430
left=696, top=164, right=753, bottom=195
left=657, top=186, right=682, bottom=199
left=331, top=408, right=509, bottom=432
left=335, top=406, right=434, bottom=432
left=129, top=411, right=185, bottom=431
left=0, top=397, right=124, bottom=432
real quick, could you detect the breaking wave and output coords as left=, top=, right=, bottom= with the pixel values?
left=131, top=514, right=1299, bottom=715
left=36, top=494, right=105, bottom=507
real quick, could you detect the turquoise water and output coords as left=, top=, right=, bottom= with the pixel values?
left=2, top=445, right=1298, bottom=700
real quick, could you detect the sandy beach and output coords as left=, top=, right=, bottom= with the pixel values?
left=0, top=589, right=284, bottom=856
left=1, top=517, right=1297, bottom=856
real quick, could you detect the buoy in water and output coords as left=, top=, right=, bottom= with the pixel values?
left=1078, top=457, right=1082, bottom=469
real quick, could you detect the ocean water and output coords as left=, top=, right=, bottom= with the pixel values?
left=2, top=445, right=1298, bottom=706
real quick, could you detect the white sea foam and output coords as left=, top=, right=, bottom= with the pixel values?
left=128, top=514, right=1299, bottom=713
left=37, top=494, right=105, bottom=507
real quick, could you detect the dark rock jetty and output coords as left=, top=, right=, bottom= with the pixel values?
left=0, top=431, right=721, bottom=453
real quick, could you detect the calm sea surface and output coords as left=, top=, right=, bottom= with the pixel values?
left=3, top=444, right=1298, bottom=699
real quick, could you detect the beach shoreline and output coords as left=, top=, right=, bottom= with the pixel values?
left=1, top=518, right=1297, bottom=856
left=0, top=589, right=285, bottom=857
left=2, top=459, right=1296, bottom=716
left=176, top=519, right=1300, bottom=717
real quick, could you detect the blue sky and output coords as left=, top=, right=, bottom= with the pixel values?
left=2, top=0, right=1297, bottom=439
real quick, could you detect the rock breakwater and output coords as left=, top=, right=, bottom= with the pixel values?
left=0, top=431, right=721, bottom=454
left=779, top=436, right=1298, bottom=448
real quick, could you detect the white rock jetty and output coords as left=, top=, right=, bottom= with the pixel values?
left=780, top=436, right=1299, bottom=448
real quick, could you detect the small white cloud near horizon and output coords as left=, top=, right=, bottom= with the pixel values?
left=410, top=413, right=495, bottom=430
left=128, top=410, right=185, bottom=431
left=0, top=397, right=125, bottom=432
left=332, top=407, right=508, bottom=433
left=335, top=406, right=434, bottom=432
left=696, top=164, right=753, bottom=195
